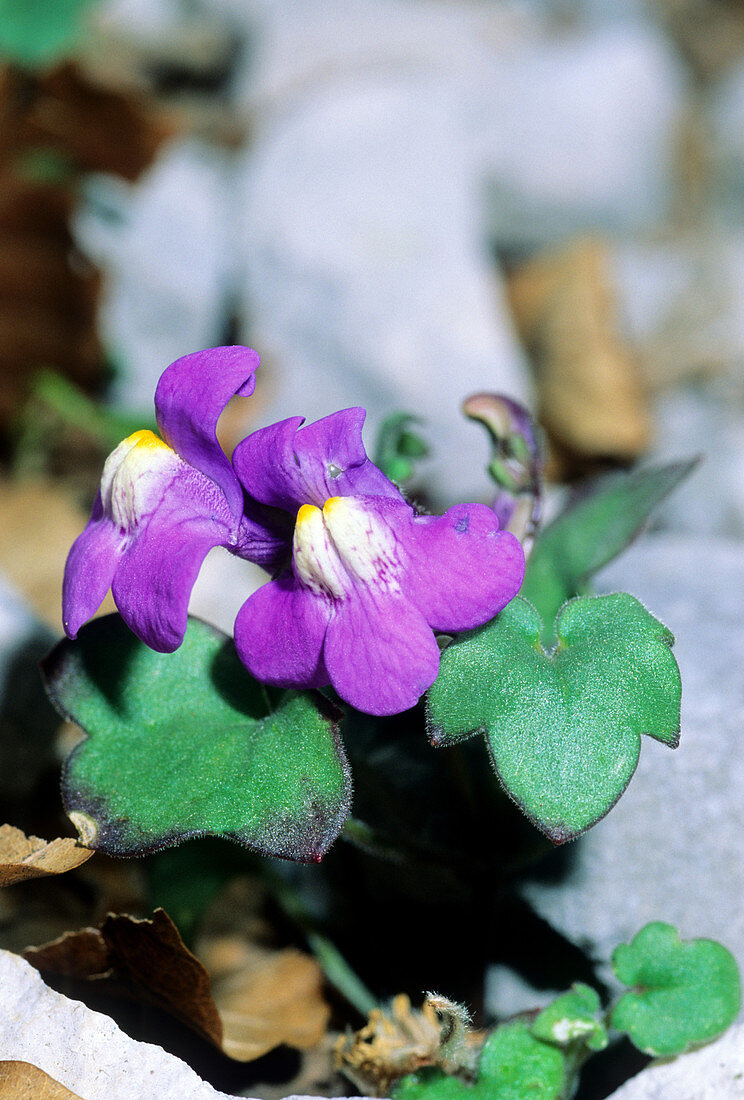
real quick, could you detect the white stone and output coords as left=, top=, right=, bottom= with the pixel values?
left=86, top=0, right=685, bottom=501
left=520, top=535, right=744, bottom=976
left=72, top=139, right=235, bottom=416
left=650, top=389, right=744, bottom=540
left=0, top=572, right=49, bottom=670
left=189, top=548, right=267, bottom=638
left=0, top=949, right=380, bottom=1100
left=607, top=1019, right=744, bottom=1099
left=227, top=2, right=683, bottom=500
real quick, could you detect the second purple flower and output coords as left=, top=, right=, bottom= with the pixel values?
left=232, top=408, right=525, bottom=715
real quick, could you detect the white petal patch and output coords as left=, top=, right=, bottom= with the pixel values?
left=292, top=496, right=400, bottom=598
left=101, top=430, right=181, bottom=533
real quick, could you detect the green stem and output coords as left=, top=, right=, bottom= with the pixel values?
left=305, top=929, right=378, bottom=1017
left=267, top=870, right=377, bottom=1018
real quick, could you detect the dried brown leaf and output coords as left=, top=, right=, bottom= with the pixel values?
left=195, top=876, right=332, bottom=1061
left=0, top=825, right=93, bottom=886
left=335, top=994, right=483, bottom=1098
left=24, top=909, right=223, bottom=1047
left=26, top=898, right=332, bottom=1064
left=0, top=1061, right=82, bottom=1099
left=200, top=937, right=331, bottom=1061
left=507, top=237, right=651, bottom=477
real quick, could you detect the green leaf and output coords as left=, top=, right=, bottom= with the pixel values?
left=522, top=459, right=696, bottom=640
left=0, top=0, right=97, bottom=68
left=426, top=594, right=680, bottom=841
left=610, top=923, right=742, bottom=1056
left=42, top=614, right=351, bottom=862
left=392, top=1022, right=566, bottom=1099
left=531, top=983, right=608, bottom=1052
left=373, top=412, right=429, bottom=484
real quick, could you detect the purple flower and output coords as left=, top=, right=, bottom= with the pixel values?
left=62, top=345, right=281, bottom=652
left=231, top=409, right=525, bottom=716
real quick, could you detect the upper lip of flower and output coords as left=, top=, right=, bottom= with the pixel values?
left=62, top=346, right=264, bottom=651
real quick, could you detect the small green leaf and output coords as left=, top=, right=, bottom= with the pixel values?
left=522, top=459, right=696, bottom=640
left=392, top=1022, right=566, bottom=1099
left=531, top=983, right=608, bottom=1052
left=610, top=923, right=742, bottom=1056
left=426, top=594, right=680, bottom=841
left=0, top=0, right=97, bottom=67
left=42, top=615, right=351, bottom=862
left=374, top=412, right=429, bottom=484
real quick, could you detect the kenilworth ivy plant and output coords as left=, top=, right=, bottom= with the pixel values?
left=40, top=345, right=740, bottom=1093
left=42, top=345, right=689, bottom=860
left=387, top=924, right=741, bottom=1100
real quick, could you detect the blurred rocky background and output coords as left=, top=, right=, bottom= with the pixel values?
left=2, top=1, right=744, bottom=1097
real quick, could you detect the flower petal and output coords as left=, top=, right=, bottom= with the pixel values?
left=155, top=345, right=259, bottom=516
left=402, top=503, right=525, bottom=632
left=234, top=576, right=330, bottom=688
left=232, top=407, right=401, bottom=513
left=111, top=499, right=232, bottom=653
left=62, top=493, right=121, bottom=639
left=324, top=590, right=440, bottom=715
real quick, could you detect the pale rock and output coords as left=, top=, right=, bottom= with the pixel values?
left=710, top=60, right=744, bottom=215
left=477, top=25, right=686, bottom=248
left=189, top=548, right=266, bottom=637
left=607, top=1018, right=744, bottom=1099
left=227, top=3, right=684, bottom=499
left=87, top=0, right=685, bottom=500
left=0, top=949, right=380, bottom=1100
left=650, top=388, right=744, bottom=539
left=520, top=535, right=744, bottom=975
left=71, top=139, right=235, bottom=415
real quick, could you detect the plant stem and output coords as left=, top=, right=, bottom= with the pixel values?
left=268, top=870, right=377, bottom=1018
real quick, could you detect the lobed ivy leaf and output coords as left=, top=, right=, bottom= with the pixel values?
left=531, top=983, right=608, bottom=1052
left=610, top=922, right=742, bottom=1056
left=426, top=594, right=680, bottom=842
left=373, top=411, right=429, bottom=484
left=392, top=1022, right=566, bottom=1100
left=41, top=614, right=351, bottom=863
left=522, top=459, right=696, bottom=642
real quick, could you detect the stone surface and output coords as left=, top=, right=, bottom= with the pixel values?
left=0, top=949, right=380, bottom=1100
left=72, top=138, right=235, bottom=415
left=85, top=0, right=686, bottom=501
left=520, top=534, right=744, bottom=978
left=0, top=571, right=58, bottom=802
left=607, top=1018, right=744, bottom=1099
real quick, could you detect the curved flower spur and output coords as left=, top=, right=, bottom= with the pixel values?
left=63, top=346, right=525, bottom=716
left=62, top=346, right=283, bottom=652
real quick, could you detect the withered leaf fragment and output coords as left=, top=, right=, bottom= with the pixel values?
left=25, top=906, right=332, bottom=1063
left=335, top=993, right=481, bottom=1097
left=199, top=937, right=331, bottom=1061
left=24, top=908, right=223, bottom=1047
left=0, top=825, right=93, bottom=886
left=0, top=1061, right=82, bottom=1100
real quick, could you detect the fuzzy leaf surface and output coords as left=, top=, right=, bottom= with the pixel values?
left=610, top=922, right=742, bottom=1056
left=531, top=983, right=608, bottom=1052
left=42, top=614, right=351, bottom=862
left=522, top=459, right=695, bottom=639
left=392, top=1021, right=566, bottom=1099
left=426, top=594, right=680, bottom=841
